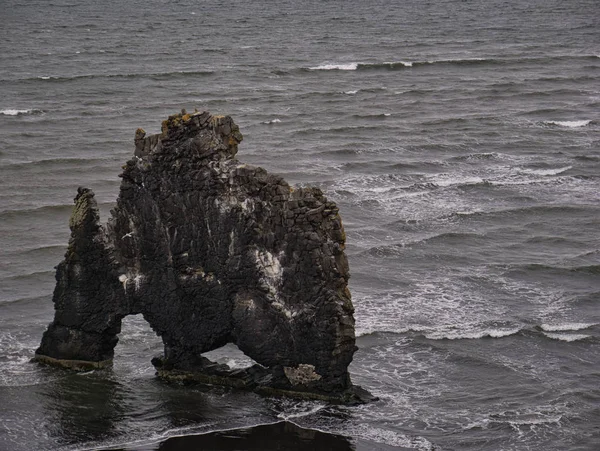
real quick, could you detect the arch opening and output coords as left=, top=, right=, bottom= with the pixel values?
left=201, top=342, right=259, bottom=370
left=112, top=314, right=163, bottom=378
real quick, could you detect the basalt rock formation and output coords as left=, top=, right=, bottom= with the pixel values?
left=36, top=111, right=372, bottom=403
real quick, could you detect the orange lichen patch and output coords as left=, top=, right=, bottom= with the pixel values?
left=135, top=128, right=146, bottom=140
left=161, top=119, right=170, bottom=136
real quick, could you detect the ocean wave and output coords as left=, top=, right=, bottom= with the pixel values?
left=0, top=204, right=73, bottom=220
left=275, top=401, right=326, bottom=420
left=350, top=113, right=392, bottom=120
left=461, top=204, right=594, bottom=220
left=518, top=166, right=572, bottom=176
left=543, top=120, right=592, bottom=128
left=540, top=322, right=596, bottom=332
left=542, top=332, right=591, bottom=342
left=307, top=59, right=486, bottom=71
left=2, top=156, right=113, bottom=170
left=431, top=175, right=486, bottom=188
left=4, top=270, right=55, bottom=282
left=424, top=327, right=521, bottom=340
left=574, top=155, right=600, bottom=162
left=420, top=231, right=487, bottom=245
left=18, top=69, right=215, bottom=83
left=0, top=328, right=52, bottom=387
left=449, top=152, right=505, bottom=162
left=308, top=62, right=359, bottom=71
left=306, top=55, right=600, bottom=74
left=304, top=61, right=406, bottom=71
left=523, top=235, right=585, bottom=246
left=291, top=124, right=389, bottom=137
left=0, top=109, right=44, bottom=116
left=0, top=294, right=49, bottom=308
left=484, top=408, right=565, bottom=428
left=513, top=263, right=600, bottom=275
left=346, top=423, right=433, bottom=450
left=355, top=318, right=523, bottom=341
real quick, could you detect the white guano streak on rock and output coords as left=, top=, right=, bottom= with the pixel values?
left=254, top=249, right=293, bottom=319
left=133, top=274, right=143, bottom=291
left=119, top=273, right=144, bottom=291
left=118, top=274, right=128, bottom=291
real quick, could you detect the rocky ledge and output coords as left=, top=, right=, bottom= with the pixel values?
left=35, top=110, right=374, bottom=404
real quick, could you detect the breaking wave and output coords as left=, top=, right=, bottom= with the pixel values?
left=424, top=327, right=521, bottom=340
left=0, top=109, right=44, bottom=116
left=305, top=54, right=600, bottom=73
left=307, top=59, right=485, bottom=71
left=518, top=166, right=572, bottom=176
left=542, top=333, right=591, bottom=342
left=540, top=322, right=596, bottom=332
left=542, top=120, right=592, bottom=128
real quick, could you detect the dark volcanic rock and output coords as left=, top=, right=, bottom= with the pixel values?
left=36, top=111, right=370, bottom=402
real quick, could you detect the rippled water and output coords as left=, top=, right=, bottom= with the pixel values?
left=1, top=0, right=599, bottom=449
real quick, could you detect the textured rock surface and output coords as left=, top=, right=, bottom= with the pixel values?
left=36, top=111, right=369, bottom=402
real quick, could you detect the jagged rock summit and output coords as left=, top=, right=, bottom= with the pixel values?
left=36, top=110, right=373, bottom=403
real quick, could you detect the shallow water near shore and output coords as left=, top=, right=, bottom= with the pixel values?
left=1, top=0, right=599, bottom=450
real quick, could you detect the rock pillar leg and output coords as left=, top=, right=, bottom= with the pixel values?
left=35, top=188, right=127, bottom=369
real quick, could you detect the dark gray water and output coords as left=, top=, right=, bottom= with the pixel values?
left=1, top=0, right=599, bottom=449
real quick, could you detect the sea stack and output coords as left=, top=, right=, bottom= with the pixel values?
left=36, top=111, right=372, bottom=403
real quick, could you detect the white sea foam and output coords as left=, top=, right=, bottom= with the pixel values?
left=507, top=415, right=563, bottom=426
left=381, top=60, right=413, bottom=67
left=262, top=118, right=281, bottom=124
left=545, top=120, right=591, bottom=128
left=429, top=174, right=485, bottom=187
left=347, top=424, right=434, bottom=450
left=308, top=62, right=358, bottom=71
left=343, top=90, right=358, bottom=95
left=424, top=57, right=486, bottom=64
left=425, top=327, right=521, bottom=340
left=543, top=332, right=591, bottom=342
left=276, top=401, right=326, bottom=420
left=1, top=109, right=35, bottom=116
left=519, top=166, right=572, bottom=176
left=0, top=330, right=51, bottom=387
left=540, top=322, right=596, bottom=332
left=486, top=408, right=564, bottom=428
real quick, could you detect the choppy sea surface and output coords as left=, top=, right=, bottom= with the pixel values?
left=1, top=0, right=599, bottom=449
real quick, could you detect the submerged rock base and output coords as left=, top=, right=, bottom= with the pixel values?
left=152, top=356, right=376, bottom=404
left=36, top=110, right=372, bottom=403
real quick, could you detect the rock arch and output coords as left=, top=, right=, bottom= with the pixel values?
left=36, top=111, right=370, bottom=403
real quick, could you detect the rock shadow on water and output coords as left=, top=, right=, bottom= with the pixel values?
left=103, top=420, right=401, bottom=451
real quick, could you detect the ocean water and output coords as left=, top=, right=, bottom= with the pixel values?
left=1, top=0, right=599, bottom=449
